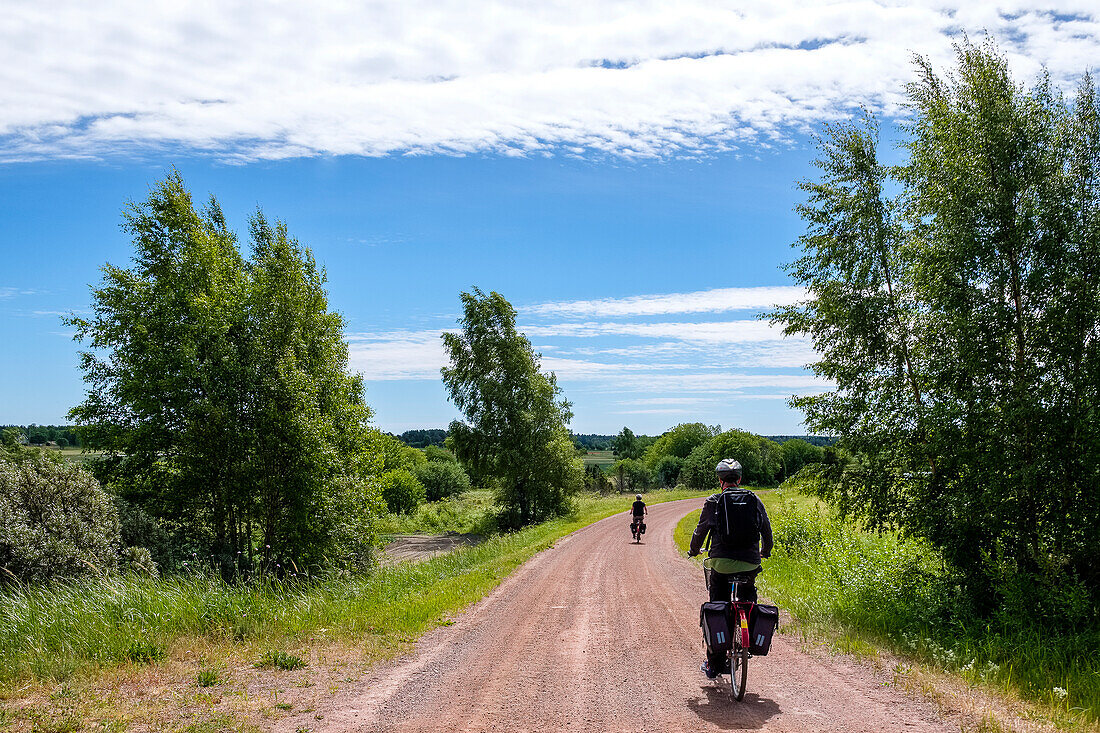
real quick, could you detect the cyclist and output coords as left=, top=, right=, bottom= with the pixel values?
left=631, top=494, right=647, bottom=540
left=687, top=458, right=773, bottom=679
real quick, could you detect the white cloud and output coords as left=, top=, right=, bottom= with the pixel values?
left=523, top=286, right=805, bottom=318
left=523, top=319, right=794, bottom=343
left=346, top=330, right=449, bottom=380
left=0, top=287, right=37, bottom=299
left=4, top=2, right=1099, bottom=161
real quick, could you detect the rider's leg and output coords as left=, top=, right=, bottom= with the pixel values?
left=703, top=570, right=734, bottom=675
left=708, top=570, right=732, bottom=603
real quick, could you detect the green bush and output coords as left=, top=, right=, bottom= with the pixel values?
left=0, top=453, right=122, bottom=581
left=379, top=469, right=425, bottom=515
left=414, top=461, right=470, bottom=502
left=423, top=445, right=456, bottom=463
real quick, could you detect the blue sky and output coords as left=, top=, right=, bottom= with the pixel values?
left=3, top=2, right=1099, bottom=435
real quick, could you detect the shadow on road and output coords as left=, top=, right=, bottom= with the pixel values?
left=686, top=684, right=779, bottom=730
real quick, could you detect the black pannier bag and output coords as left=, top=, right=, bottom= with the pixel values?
left=700, top=601, right=733, bottom=654
left=749, top=604, right=779, bottom=656
left=639, top=522, right=646, bottom=534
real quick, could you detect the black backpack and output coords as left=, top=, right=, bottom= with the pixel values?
left=709, top=489, right=760, bottom=550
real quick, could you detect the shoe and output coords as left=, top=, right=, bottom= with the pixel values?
left=701, top=662, right=719, bottom=679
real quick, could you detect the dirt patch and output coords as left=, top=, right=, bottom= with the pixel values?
left=382, top=533, right=483, bottom=563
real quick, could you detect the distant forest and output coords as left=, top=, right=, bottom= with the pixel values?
left=397, top=429, right=448, bottom=448
left=395, top=429, right=834, bottom=451
left=1, top=425, right=82, bottom=447
left=7, top=425, right=833, bottom=452
left=764, top=435, right=837, bottom=447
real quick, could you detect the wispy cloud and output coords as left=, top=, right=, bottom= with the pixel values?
left=0, top=287, right=37, bottom=300
left=3, top=2, right=1098, bottom=162
left=523, top=286, right=805, bottom=318
left=524, top=320, right=788, bottom=343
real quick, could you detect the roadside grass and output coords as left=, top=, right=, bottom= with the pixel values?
left=0, top=488, right=708, bottom=730
left=674, top=487, right=1100, bottom=732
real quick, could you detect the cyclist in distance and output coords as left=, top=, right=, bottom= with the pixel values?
left=631, top=493, right=647, bottom=541
left=687, top=458, right=773, bottom=679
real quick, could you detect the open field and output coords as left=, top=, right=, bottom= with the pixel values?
left=580, top=450, right=615, bottom=467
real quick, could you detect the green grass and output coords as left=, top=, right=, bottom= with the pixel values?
left=674, top=487, right=1100, bottom=730
left=0, top=488, right=706, bottom=685
left=375, top=489, right=497, bottom=536
left=255, top=650, right=305, bottom=671
left=196, top=668, right=219, bottom=687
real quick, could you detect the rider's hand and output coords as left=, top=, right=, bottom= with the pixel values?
left=687, top=550, right=698, bottom=557
left=761, top=551, right=771, bottom=559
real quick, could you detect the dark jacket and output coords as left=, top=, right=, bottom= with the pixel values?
left=689, top=488, right=773, bottom=564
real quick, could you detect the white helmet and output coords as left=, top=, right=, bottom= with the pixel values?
left=635, top=494, right=642, bottom=500
left=715, top=458, right=742, bottom=483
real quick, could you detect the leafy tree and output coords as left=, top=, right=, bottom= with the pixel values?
left=376, top=432, right=427, bottom=471
left=612, top=427, right=641, bottom=459
left=68, top=171, right=382, bottom=572
left=414, top=461, right=471, bottom=501
left=441, top=289, right=583, bottom=527
left=772, top=40, right=1100, bottom=611
left=612, top=458, right=652, bottom=493
left=584, top=463, right=612, bottom=494
left=681, top=429, right=782, bottom=490
left=643, top=422, right=719, bottom=470
left=779, top=439, right=824, bottom=480
left=654, top=455, right=683, bottom=487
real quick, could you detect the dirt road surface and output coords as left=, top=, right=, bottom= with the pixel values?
left=283, top=498, right=954, bottom=732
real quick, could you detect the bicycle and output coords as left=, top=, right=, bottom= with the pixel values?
left=702, top=559, right=756, bottom=701
left=630, top=517, right=645, bottom=543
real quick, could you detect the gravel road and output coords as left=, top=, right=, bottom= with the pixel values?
left=284, top=497, right=953, bottom=732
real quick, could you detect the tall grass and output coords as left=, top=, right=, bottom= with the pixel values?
left=0, top=488, right=707, bottom=684
left=675, top=488, right=1100, bottom=728
left=375, top=488, right=497, bottom=536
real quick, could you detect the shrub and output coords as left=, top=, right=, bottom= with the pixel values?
left=414, top=461, right=470, bottom=502
left=379, top=469, right=425, bottom=514
left=120, top=546, right=158, bottom=577
left=0, top=453, right=122, bottom=581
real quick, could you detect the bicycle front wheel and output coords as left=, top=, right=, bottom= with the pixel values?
left=729, top=646, right=748, bottom=701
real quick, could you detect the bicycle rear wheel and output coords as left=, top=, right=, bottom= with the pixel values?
left=729, top=646, right=748, bottom=701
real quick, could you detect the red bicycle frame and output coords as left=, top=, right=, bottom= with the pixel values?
left=731, top=600, right=754, bottom=650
